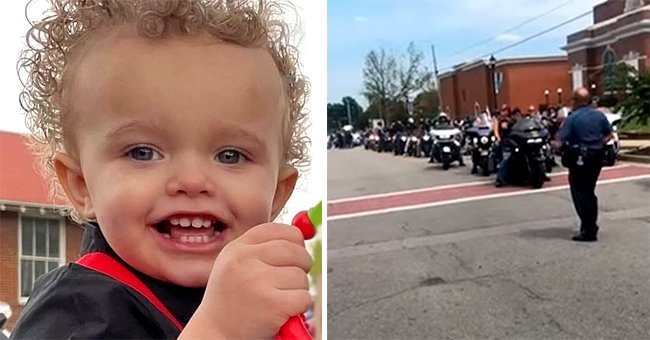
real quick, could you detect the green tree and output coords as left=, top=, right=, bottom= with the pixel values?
left=362, top=43, right=432, bottom=123
left=611, top=64, right=650, bottom=127
left=413, top=90, right=440, bottom=118
left=327, top=97, right=367, bottom=132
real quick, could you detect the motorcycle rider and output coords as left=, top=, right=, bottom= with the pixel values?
left=470, top=111, right=494, bottom=174
left=494, top=105, right=516, bottom=187
left=434, top=112, right=452, bottom=129
left=404, top=117, right=419, bottom=155
left=430, top=113, right=465, bottom=166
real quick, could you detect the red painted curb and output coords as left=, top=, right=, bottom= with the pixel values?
left=328, top=165, right=650, bottom=217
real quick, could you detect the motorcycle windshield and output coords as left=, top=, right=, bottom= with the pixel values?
left=477, top=127, right=492, bottom=137
left=510, top=118, right=546, bottom=140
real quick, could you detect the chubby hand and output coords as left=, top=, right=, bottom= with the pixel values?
left=181, top=223, right=312, bottom=339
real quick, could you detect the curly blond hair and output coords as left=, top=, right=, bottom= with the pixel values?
left=18, top=0, right=310, bottom=222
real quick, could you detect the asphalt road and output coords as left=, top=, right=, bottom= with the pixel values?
left=327, top=147, right=650, bottom=340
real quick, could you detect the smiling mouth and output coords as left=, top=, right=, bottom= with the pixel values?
left=154, top=216, right=227, bottom=244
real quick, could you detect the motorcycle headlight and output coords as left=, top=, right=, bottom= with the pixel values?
left=473, top=137, right=478, bottom=144
left=613, top=125, right=617, bottom=132
left=401, top=136, right=407, bottom=142
left=441, top=135, right=450, bottom=139
left=491, top=136, right=496, bottom=142
left=480, top=136, right=488, bottom=144
left=423, top=135, right=430, bottom=141
left=453, top=140, right=461, bottom=146
left=411, top=137, right=418, bottom=142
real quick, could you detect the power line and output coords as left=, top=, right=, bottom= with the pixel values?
left=475, top=9, right=592, bottom=59
left=448, top=0, right=580, bottom=58
left=437, top=9, right=593, bottom=73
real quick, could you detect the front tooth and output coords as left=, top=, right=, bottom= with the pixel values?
left=191, top=218, right=203, bottom=228
left=180, top=218, right=191, bottom=227
left=202, top=220, right=212, bottom=228
left=170, top=218, right=180, bottom=226
left=180, top=235, right=189, bottom=243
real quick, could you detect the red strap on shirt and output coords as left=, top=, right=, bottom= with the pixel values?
left=75, top=252, right=184, bottom=331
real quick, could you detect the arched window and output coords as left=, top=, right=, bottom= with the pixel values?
left=603, top=49, right=616, bottom=91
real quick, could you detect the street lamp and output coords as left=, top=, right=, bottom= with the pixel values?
left=544, top=89, right=550, bottom=106
left=557, top=88, right=563, bottom=105
left=489, top=55, right=497, bottom=109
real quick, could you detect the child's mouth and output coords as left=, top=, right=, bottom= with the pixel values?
left=154, top=216, right=227, bottom=244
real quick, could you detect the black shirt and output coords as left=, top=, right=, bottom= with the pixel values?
left=11, top=224, right=205, bottom=339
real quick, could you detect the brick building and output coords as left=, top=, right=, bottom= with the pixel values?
left=563, top=0, right=649, bottom=93
left=0, top=131, right=83, bottom=331
left=439, top=56, right=571, bottom=118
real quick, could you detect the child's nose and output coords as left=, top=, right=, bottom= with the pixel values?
left=166, top=163, right=215, bottom=197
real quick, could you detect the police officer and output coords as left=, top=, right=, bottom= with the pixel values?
left=557, top=87, right=613, bottom=242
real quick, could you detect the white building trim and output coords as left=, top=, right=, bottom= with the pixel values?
left=563, top=19, right=650, bottom=53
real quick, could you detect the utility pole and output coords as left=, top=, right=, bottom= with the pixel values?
left=431, top=44, right=444, bottom=112
left=345, top=99, right=352, bottom=126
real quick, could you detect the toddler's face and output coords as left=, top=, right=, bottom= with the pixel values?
left=57, top=30, right=296, bottom=287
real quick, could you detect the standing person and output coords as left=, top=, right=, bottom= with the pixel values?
left=557, top=88, right=613, bottom=242
left=11, top=0, right=315, bottom=338
left=493, top=105, right=517, bottom=187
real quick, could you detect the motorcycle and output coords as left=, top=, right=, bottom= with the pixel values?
left=603, top=111, right=622, bottom=166
left=352, top=132, right=362, bottom=147
left=0, top=301, right=11, bottom=339
left=406, top=134, right=420, bottom=157
left=327, top=134, right=335, bottom=150
left=421, top=133, right=433, bottom=157
left=430, top=125, right=463, bottom=170
left=366, top=133, right=378, bottom=151
left=467, top=126, right=495, bottom=176
left=393, top=132, right=407, bottom=156
left=378, top=131, right=393, bottom=153
left=503, top=118, right=549, bottom=189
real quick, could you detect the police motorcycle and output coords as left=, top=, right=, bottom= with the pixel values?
left=0, top=301, right=11, bottom=339
left=602, top=109, right=622, bottom=166
left=430, top=114, right=464, bottom=170
left=502, top=117, right=549, bottom=189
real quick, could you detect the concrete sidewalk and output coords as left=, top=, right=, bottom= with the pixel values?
left=620, top=139, right=649, bottom=163
left=620, top=139, right=650, bottom=149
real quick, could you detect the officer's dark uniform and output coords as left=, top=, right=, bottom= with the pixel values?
left=557, top=105, right=612, bottom=240
left=11, top=224, right=204, bottom=338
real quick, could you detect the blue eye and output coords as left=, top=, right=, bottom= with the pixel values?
left=216, top=150, right=242, bottom=164
left=127, top=146, right=162, bottom=161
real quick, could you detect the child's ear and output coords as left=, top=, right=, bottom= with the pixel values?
left=270, top=165, right=298, bottom=221
left=54, top=152, right=95, bottom=220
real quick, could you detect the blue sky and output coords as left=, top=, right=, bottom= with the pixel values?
left=328, top=0, right=604, bottom=106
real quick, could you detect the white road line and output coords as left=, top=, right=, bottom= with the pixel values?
left=329, top=206, right=650, bottom=260
left=328, top=174, right=650, bottom=221
left=328, top=164, right=630, bottom=204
